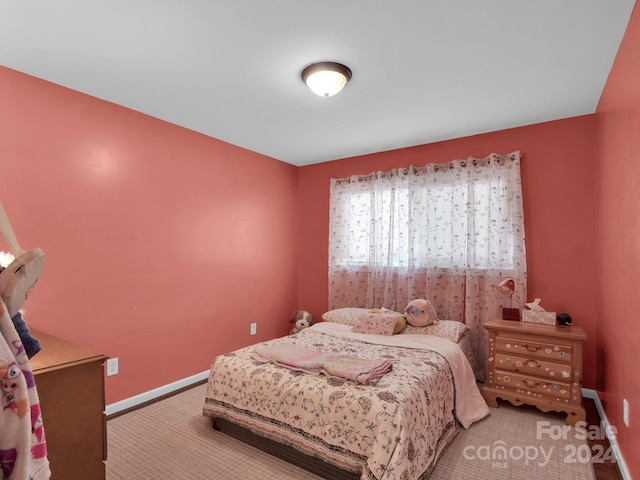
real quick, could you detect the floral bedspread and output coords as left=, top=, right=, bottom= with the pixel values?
left=203, top=324, right=484, bottom=480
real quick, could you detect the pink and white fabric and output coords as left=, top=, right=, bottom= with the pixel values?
left=0, top=299, right=50, bottom=480
left=251, top=341, right=393, bottom=385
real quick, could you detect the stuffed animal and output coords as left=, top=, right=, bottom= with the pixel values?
left=289, top=310, right=317, bottom=335
left=404, top=299, right=438, bottom=327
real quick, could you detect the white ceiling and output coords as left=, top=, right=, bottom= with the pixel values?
left=0, top=1, right=636, bottom=166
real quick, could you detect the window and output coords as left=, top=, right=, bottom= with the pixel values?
left=329, top=157, right=522, bottom=272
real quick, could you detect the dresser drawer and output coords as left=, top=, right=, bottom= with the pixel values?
left=494, top=371, right=572, bottom=400
left=494, top=353, right=573, bottom=380
left=494, top=334, right=573, bottom=362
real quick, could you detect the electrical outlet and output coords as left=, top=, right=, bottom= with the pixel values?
left=623, top=399, right=629, bottom=427
left=250, top=323, right=257, bottom=335
left=107, top=358, right=119, bottom=376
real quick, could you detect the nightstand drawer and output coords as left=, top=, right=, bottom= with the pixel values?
left=495, top=334, right=573, bottom=362
left=494, top=371, right=572, bottom=400
left=494, top=353, right=572, bottom=380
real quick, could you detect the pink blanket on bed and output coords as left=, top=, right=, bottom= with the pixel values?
left=252, top=342, right=392, bottom=385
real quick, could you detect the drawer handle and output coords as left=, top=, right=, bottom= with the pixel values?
left=521, top=378, right=539, bottom=388
left=522, top=342, right=541, bottom=352
left=524, top=359, right=541, bottom=368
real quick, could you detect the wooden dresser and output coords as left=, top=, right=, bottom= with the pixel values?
left=482, top=318, right=588, bottom=426
left=29, top=329, right=108, bottom=480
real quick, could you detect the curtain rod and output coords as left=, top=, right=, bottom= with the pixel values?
left=333, top=151, right=521, bottom=185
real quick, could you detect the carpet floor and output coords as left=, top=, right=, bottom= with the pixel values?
left=106, top=383, right=596, bottom=480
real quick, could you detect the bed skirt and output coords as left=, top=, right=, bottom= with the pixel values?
left=211, top=416, right=360, bottom=480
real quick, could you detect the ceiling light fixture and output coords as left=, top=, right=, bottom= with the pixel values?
left=301, top=62, right=352, bottom=97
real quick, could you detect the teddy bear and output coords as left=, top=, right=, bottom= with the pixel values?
left=289, top=310, right=317, bottom=335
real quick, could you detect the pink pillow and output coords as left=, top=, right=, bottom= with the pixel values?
left=322, top=308, right=371, bottom=326
left=404, top=299, right=438, bottom=327
left=352, top=313, right=398, bottom=336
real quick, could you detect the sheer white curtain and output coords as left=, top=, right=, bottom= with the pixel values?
left=328, top=151, right=527, bottom=378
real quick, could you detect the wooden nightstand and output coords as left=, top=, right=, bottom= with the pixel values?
left=29, top=329, right=108, bottom=480
left=482, top=318, right=588, bottom=426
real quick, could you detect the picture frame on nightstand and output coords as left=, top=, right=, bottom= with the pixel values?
left=501, top=307, right=520, bottom=321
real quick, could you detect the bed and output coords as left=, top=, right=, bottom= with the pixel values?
left=203, top=310, right=489, bottom=480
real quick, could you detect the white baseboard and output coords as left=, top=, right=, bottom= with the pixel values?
left=105, top=370, right=210, bottom=417
left=582, top=388, right=631, bottom=480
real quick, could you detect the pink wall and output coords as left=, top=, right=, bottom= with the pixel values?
left=0, top=67, right=299, bottom=404
left=298, top=116, right=599, bottom=389
left=596, top=3, right=640, bottom=477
